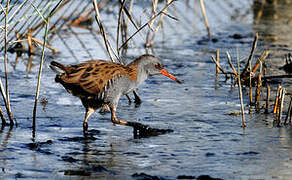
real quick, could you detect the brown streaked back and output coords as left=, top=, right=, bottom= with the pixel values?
left=53, top=60, right=138, bottom=97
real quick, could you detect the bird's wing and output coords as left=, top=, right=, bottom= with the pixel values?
left=58, top=60, right=137, bottom=96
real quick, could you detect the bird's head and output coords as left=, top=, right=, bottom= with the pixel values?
left=138, top=54, right=182, bottom=84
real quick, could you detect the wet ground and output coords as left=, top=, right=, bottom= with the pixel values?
left=1, top=0, right=292, bottom=179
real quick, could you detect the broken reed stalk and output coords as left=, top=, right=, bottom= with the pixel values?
left=32, top=17, right=50, bottom=137
left=265, top=84, right=270, bottom=114
left=251, top=51, right=269, bottom=73
left=249, top=52, right=253, bottom=105
left=276, top=89, right=282, bottom=115
left=277, top=88, right=285, bottom=126
left=216, top=50, right=220, bottom=74
left=31, top=37, right=59, bottom=53
left=199, top=0, right=210, bottom=38
left=285, top=96, right=292, bottom=125
left=226, top=51, right=237, bottom=76
left=255, top=61, right=262, bottom=112
left=4, top=0, right=14, bottom=126
left=242, top=33, right=258, bottom=76
left=273, top=85, right=281, bottom=114
left=211, top=56, right=225, bottom=74
left=237, top=54, right=246, bottom=127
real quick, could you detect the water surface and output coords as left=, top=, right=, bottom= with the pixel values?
left=1, top=0, right=292, bottom=179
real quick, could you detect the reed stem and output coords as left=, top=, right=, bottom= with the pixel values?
left=237, top=52, right=246, bottom=127
left=4, top=0, right=14, bottom=126
left=242, top=33, right=258, bottom=76
left=273, top=85, right=281, bottom=114
left=32, top=17, right=50, bottom=137
left=255, top=61, right=262, bottom=112
left=226, top=51, right=237, bottom=76
left=92, top=0, right=115, bottom=62
left=199, top=0, right=210, bottom=38
left=216, top=50, right=220, bottom=74
left=277, top=88, right=285, bottom=126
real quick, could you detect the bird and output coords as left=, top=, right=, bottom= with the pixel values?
left=50, top=54, right=182, bottom=134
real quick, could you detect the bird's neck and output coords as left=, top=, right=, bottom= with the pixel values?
left=127, top=59, right=149, bottom=86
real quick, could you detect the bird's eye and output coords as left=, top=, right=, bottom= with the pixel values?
left=155, top=63, right=161, bottom=69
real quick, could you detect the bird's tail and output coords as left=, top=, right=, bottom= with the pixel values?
left=50, top=61, right=67, bottom=74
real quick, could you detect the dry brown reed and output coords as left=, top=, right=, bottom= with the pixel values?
left=216, top=50, right=220, bottom=74
left=236, top=50, right=246, bottom=127
left=226, top=51, right=237, bottom=76
left=3, top=0, right=14, bottom=126
left=211, top=55, right=225, bottom=74
left=92, top=0, right=117, bottom=62
left=255, top=60, right=262, bottom=112
left=273, top=85, right=282, bottom=114
left=277, top=88, right=285, bottom=126
left=199, top=0, right=210, bottom=38
left=242, top=33, right=258, bottom=76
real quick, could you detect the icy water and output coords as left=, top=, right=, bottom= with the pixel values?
left=1, top=0, right=292, bottom=179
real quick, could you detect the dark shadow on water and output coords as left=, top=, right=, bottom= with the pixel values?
left=127, top=121, right=174, bottom=139
left=132, top=173, right=223, bottom=180
left=0, top=125, right=13, bottom=151
left=58, top=129, right=101, bottom=142
left=25, top=140, right=53, bottom=155
left=61, top=165, right=111, bottom=177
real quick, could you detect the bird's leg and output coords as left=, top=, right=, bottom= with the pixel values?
left=110, top=104, right=128, bottom=126
left=125, top=94, right=132, bottom=104
left=83, top=108, right=95, bottom=134
left=109, top=104, right=149, bottom=129
left=133, top=90, right=142, bottom=104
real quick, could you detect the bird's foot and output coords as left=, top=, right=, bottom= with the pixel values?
left=127, top=121, right=150, bottom=129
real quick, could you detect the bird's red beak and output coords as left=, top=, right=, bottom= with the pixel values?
left=160, top=69, right=183, bottom=84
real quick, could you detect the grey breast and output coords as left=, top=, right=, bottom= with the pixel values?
left=102, top=74, right=136, bottom=105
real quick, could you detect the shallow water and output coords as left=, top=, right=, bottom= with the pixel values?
left=1, top=0, right=292, bottom=179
